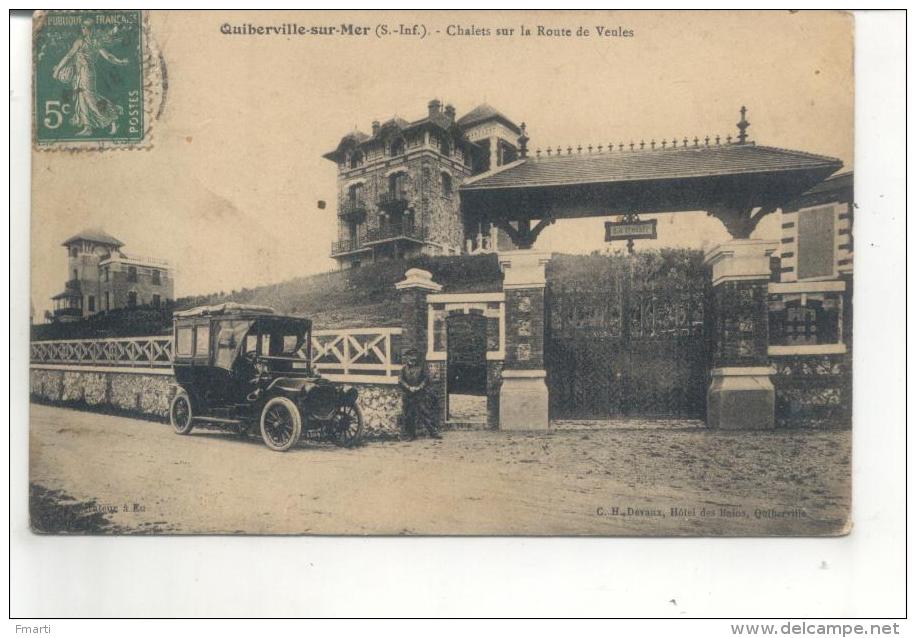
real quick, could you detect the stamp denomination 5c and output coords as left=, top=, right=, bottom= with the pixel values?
left=33, top=10, right=163, bottom=150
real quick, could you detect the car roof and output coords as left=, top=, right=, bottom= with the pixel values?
left=174, top=302, right=277, bottom=318
left=174, top=302, right=310, bottom=324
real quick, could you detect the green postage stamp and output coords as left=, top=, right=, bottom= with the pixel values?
left=33, top=10, right=163, bottom=149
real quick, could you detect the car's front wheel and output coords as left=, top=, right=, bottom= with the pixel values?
left=333, top=403, right=364, bottom=447
left=260, top=396, right=302, bottom=452
left=170, top=391, right=194, bottom=435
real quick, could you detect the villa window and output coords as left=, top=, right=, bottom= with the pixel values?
left=127, top=291, right=138, bottom=307
left=441, top=172, right=452, bottom=197
left=87, top=295, right=95, bottom=312
left=390, top=138, right=405, bottom=157
left=389, top=172, right=407, bottom=195
left=349, top=151, right=364, bottom=169
left=127, top=266, right=138, bottom=283
left=152, top=269, right=161, bottom=285
left=348, top=182, right=364, bottom=204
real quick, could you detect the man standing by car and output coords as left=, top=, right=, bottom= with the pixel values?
left=398, top=348, right=441, bottom=440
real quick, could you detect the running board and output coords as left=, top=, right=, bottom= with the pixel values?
left=194, top=416, right=244, bottom=425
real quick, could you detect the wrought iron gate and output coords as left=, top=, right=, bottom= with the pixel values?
left=446, top=313, right=488, bottom=395
left=545, top=253, right=711, bottom=419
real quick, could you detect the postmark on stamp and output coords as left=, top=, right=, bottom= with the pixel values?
left=33, top=10, right=165, bottom=150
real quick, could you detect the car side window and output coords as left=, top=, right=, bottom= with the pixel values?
left=176, top=326, right=193, bottom=357
left=245, top=334, right=258, bottom=354
left=215, top=320, right=248, bottom=369
left=260, top=334, right=271, bottom=356
left=195, top=325, right=210, bottom=357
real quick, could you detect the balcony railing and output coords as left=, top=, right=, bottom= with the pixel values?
left=377, top=189, right=409, bottom=212
left=64, top=279, right=81, bottom=292
left=338, top=199, right=368, bottom=221
left=331, top=238, right=368, bottom=256
left=52, top=307, right=83, bottom=318
left=364, top=221, right=427, bottom=245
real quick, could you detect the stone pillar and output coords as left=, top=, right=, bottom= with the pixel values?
left=704, top=239, right=778, bottom=429
left=395, top=268, right=445, bottom=426
left=498, top=250, right=552, bottom=430
left=395, top=268, right=442, bottom=356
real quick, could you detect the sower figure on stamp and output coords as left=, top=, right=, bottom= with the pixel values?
left=398, top=348, right=441, bottom=440
left=52, top=19, right=129, bottom=136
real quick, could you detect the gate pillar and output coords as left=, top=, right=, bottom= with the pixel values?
left=704, top=239, right=778, bottom=429
left=396, top=268, right=442, bottom=354
left=395, top=268, right=446, bottom=423
left=497, top=250, right=552, bottom=430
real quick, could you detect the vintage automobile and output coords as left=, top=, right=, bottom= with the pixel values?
left=168, top=303, right=363, bottom=451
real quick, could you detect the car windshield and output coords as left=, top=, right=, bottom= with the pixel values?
left=253, top=318, right=310, bottom=358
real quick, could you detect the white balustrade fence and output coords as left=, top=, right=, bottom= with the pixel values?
left=311, top=327, right=402, bottom=384
left=30, top=336, right=174, bottom=371
left=30, top=328, right=403, bottom=384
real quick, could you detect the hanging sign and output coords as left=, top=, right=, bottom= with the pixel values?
left=604, top=218, right=657, bottom=242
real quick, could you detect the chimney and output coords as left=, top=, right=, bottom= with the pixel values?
left=517, top=122, right=529, bottom=159
left=444, top=104, right=456, bottom=122
left=371, top=120, right=380, bottom=136
left=428, top=99, right=442, bottom=118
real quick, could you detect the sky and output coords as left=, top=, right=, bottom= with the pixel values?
left=30, top=10, right=853, bottom=316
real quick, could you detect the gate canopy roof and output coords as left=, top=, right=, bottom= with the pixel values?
left=460, top=142, right=842, bottom=222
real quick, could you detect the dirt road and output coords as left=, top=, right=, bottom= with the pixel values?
left=29, top=404, right=851, bottom=535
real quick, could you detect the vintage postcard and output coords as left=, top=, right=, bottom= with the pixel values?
left=29, top=9, right=854, bottom=536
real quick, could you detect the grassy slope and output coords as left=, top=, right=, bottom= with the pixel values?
left=32, top=249, right=706, bottom=339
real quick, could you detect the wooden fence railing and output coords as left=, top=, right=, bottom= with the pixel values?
left=311, top=327, right=402, bottom=383
left=30, top=336, right=174, bottom=369
left=30, top=328, right=403, bottom=384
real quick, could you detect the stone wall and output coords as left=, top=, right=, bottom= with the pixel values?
left=31, top=368, right=174, bottom=417
left=30, top=367, right=404, bottom=437
left=352, top=383, right=403, bottom=437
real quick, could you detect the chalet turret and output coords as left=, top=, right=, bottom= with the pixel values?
left=51, top=228, right=174, bottom=321
left=456, top=103, right=521, bottom=172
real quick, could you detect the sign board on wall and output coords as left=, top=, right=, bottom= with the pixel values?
left=604, top=218, right=658, bottom=242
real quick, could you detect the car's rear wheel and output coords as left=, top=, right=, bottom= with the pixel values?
left=334, top=403, right=364, bottom=447
left=170, top=391, right=194, bottom=435
left=260, top=396, right=302, bottom=452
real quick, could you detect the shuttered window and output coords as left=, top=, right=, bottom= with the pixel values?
left=797, top=206, right=835, bottom=279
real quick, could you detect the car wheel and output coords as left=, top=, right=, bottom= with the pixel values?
left=334, top=403, right=364, bottom=447
left=170, top=391, right=194, bottom=435
left=260, top=396, right=302, bottom=452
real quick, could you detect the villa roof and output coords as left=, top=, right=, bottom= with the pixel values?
left=785, top=170, right=853, bottom=211
left=456, top=103, right=521, bottom=134
left=324, top=100, right=524, bottom=162
left=461, top=143, right=842, bottom=192
left=459, top=142, right=843, bottom=221
left=61, top=228, right=124, bottom=247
